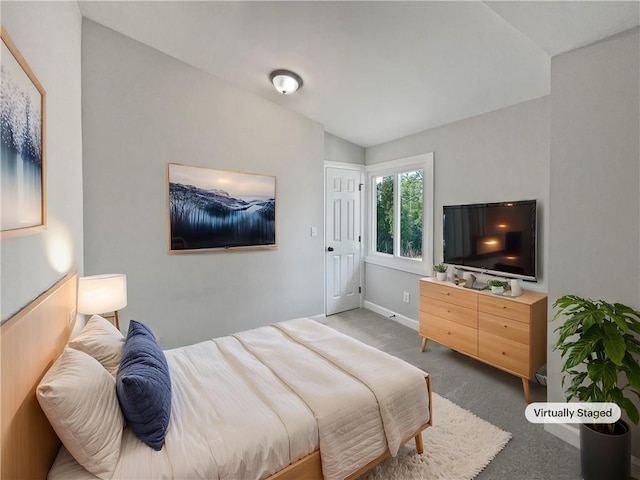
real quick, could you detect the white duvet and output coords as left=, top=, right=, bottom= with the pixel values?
left=48, top=319, right=430, bottom=480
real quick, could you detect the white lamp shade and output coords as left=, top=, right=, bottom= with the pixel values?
left=77, top=274, right=127, bottom=315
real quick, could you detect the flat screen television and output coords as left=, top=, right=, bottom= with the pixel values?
left=443, top=200, right=537, bottom=282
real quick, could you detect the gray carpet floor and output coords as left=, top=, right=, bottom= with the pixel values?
left=322, top=308, right=581, bottom=480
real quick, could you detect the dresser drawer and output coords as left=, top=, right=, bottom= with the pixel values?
left=479, top=312, right=529, bottom=345
left=421, top=314, right=478, bottom=357
left=478, top=295, right=530, bottom=323
left=420, top=282, right=477, bottom=310
left=479, top=331, right=529, bottom=376
left=420, top=296, right=477, bottom=329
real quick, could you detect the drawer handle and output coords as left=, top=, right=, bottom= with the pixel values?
left=501, top=352, right=506, bottom=355
left=503, top=325, right=508, bottom=329
left=502, top=305, right=507, bottom=309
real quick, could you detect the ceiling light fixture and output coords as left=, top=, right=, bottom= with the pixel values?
left=269, top=69, right=303, bottom=95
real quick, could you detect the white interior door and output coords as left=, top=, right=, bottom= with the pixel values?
left=325, top=166, right=363, bottom=315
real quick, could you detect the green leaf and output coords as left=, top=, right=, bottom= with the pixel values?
left=610, top=312, right=630, bottom=332
left=555, top=319, right=581, bottom=344
left=553, top=297, right=588, bottom=322
left=615, top=303, right=639, bottom=316
left=569, top=370, right=588, bottom=388
left=582, top=315, right=596, bottom=332
left=623, top=334, right=640, bottom=354
left=564, top=373, right=587, bottom=400
left=618, top=304, right=640, bottom=332
left=553, top=295, right=583, bottom=311
left=625, top=315, right=640, bottom=335
left=570, top=309, right=603, bottom=327
left=623, top=354, right=640, bottom=393
left=587, top=360, right=617, bottom=391
left=588, top=383, right=604, bottom=402
left=563, top=328, right=602, bottom=369
left=564, top=340, right=597, bottom=369
left=602, top=321, right=626, bottom=365
left=575, top=386, right=591, bottom=401
left=619, top=396, right=640, bottom=425
left=610, top=388, right=624, bottom=405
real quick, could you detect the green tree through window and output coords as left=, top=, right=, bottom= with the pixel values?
left=374, top=170, right=423, bottom=259
left=400, top=170, right=423, bottom=259
left=375, top=175, right=394, bottom=254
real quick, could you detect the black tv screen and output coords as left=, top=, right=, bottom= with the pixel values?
left=443, top=200, right=537, bottom=282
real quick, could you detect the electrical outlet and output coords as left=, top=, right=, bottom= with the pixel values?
left=403, top=292, right=410, bottom=303
left=69, top=308, right=77, bottom=324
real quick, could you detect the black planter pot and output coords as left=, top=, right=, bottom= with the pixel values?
left=580, top=420, right=631, bottom=480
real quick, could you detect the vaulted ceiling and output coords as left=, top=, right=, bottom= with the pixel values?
left=79, top=1, right=639, bottom=147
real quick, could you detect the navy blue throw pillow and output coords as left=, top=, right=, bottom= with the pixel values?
left=116, top=320, right=171, bottom=450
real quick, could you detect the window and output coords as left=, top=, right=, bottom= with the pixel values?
left=399, top=170, right=423, bottom=259
left=367, top=153, right=433, bottom=275
left=375, top=174, right=394, bottom=255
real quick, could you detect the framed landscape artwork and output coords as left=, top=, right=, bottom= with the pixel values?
left=168, top=163, right=276, bottom=252
left=1, top=26, right=47, bottom=238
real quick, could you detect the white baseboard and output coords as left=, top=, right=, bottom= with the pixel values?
left=545, top=424, right=580, bottom=449
left=363, top=301, right=418, bottom=331
left=545, top=424, right=640, bottom=477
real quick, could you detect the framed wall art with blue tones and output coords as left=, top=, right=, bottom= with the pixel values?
left=168, top=163, right=276, bottom=252
left=1, top=26, right=47, bottom=238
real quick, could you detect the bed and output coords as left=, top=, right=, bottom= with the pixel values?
left=1, top=272, right=432, bottom=480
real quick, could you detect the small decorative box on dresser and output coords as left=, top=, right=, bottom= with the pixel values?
left=419, top=277, right=547, bottom=402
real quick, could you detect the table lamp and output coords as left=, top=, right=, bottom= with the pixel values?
left=77, top=274, right=127, bottom=330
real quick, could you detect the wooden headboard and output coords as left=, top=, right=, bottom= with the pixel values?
left=1, top=272, right=77, bottom=479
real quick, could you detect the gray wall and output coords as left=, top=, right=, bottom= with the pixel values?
left=364, top=96, right=551, bottom=320
left=82, top=21, right=325, bottom=348
left=324, top=132, right=365, bottom=164
left=548, top=28, right=640, bottom=452
left=364, top=26, right=640, bottom=454
left=1, top=2, right=83, bottom=322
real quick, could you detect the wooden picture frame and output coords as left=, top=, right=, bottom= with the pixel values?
left=168, top=163, right=276, bottom=252
left=1, top=26, right=47, bottom=238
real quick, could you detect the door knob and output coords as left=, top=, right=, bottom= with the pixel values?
left=327, top=247, right=334, bottom=252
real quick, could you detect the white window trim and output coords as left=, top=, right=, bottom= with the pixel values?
left=365, top=152, right=434, bottom=276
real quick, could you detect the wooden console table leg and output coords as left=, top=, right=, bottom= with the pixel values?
left=522, top=377, right=530, bottom=403
left=420, top=337, right=427, bottom=352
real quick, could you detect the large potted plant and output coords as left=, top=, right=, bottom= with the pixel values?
left=553, top=295, right=640, bottom=480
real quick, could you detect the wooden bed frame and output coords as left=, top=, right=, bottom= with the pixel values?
left=0, top=271, right=432, bottom=480
left=1, top=272, right=77, bottom=480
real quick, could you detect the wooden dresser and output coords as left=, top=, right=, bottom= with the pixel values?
left=419, top=277, right=547, bottom=402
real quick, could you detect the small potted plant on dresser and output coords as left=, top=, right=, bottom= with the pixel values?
left=488, top=280, right=508, bottom=295
left=553, top=295, right=640, bottom=480
left=433, top=263, right=448, bottom=281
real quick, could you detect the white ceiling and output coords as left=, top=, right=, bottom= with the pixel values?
left=78, top=1, right=639, bottom=148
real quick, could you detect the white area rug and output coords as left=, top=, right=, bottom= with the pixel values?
left=360, top=393, right=512, bottom=480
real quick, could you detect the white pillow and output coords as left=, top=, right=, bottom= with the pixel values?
left=37, top=347, right=123, bottom=480
left=68, top=314, right=124, bottom=376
